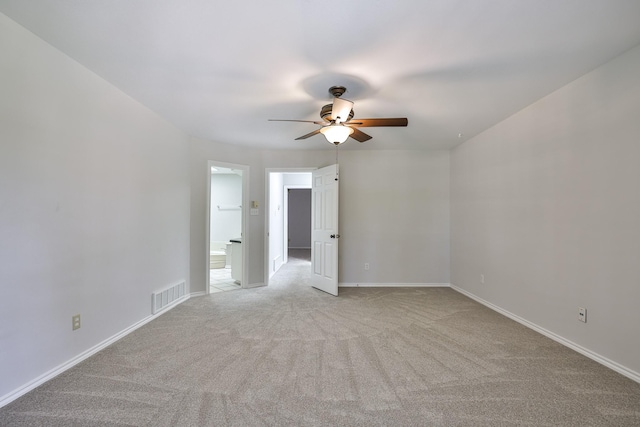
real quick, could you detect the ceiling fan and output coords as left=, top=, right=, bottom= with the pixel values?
left=269, top=86, right=408, bottom=145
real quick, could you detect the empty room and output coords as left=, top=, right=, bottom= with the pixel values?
left=1, top=1, right=639, bottom=425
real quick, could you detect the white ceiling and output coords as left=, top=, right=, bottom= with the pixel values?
left=2, top=0, right=640, bottom=151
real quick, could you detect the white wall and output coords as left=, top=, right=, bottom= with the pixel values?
left=451, top=44, right=640, bottom=378
left=189, top=139, right=451, bottom=291
left=283, top=173, right=312, bottom=187
left=339, top=150, right=450, bottom=285
left=210, top=173, right=242, bottom=245
left=0, top=13, right=190, bottom=402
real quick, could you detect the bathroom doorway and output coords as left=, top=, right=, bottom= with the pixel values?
left=265, top=169, right=313, bottom=286
left=207, top=161, right=248, bottom=294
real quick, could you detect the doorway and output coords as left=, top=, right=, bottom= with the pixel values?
left=286, top=188, right=312, bottom=262
left=265, top=169, right=313, bottom=286
left=207, top=161, right=249, bottom=294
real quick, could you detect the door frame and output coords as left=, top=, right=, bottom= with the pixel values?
left=206, top=160, right=249, bottom=293
left=264, top=168, right=315, bottom=287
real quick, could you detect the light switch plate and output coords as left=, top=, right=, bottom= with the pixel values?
left=72, top=314, right=81, bottom=330
left=578, top=307, right=587, bottom=323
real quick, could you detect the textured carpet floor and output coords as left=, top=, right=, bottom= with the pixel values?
left=2, top=252, right=639, bottom=426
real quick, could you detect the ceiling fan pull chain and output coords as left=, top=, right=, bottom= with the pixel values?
left=335, top=144, right=339, bottom=181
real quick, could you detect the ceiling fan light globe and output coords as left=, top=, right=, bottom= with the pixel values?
left=320, top=125, right=354, bottom=144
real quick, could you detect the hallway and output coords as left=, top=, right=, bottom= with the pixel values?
left=268, top=249, right=311, bottom=290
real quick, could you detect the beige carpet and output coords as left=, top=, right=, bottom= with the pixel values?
left=2, top=252, right=639, bottom=426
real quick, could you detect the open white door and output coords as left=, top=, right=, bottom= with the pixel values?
left=311, top=164, right=339, bottom=296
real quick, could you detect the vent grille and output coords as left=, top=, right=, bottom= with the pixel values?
left=152, top=281, right=186, bottom=314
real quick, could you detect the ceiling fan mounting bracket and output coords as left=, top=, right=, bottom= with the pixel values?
left=328, top=86, right=347, bottom=98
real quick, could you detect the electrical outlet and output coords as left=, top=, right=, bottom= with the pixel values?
left=578, top=307, right=587, bottom=323
left=364, top=263, right=370, bottom=271
left=480, top=274, right=485, bottom=284
left=72, top=314, right=81, bottom=330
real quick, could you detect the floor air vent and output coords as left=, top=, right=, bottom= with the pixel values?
left=152, top=281, right=186, bottom=314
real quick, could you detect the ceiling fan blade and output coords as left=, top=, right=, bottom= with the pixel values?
left=294, top=128, right=322, bottom=140
left=347, top=118, right=408, bottom=127
left=331, top=98, right=354, bottom=123
left=269, top=119, right=326, bottom=125
left=349, top=128, right=372, bottom=142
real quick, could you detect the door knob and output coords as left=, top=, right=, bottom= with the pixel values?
left=330, top=234, right=341, bottom=239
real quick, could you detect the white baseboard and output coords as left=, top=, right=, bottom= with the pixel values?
left=450, top=284, right=640, bottom=384
left=340, top=283, right=450, bottom=288
left=0, top=294, right=191, bottom=408
left=190, top=291, right=206, bottom=297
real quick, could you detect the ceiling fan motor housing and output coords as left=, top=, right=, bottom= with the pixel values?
left=320, top=104, right=354, bottom=122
